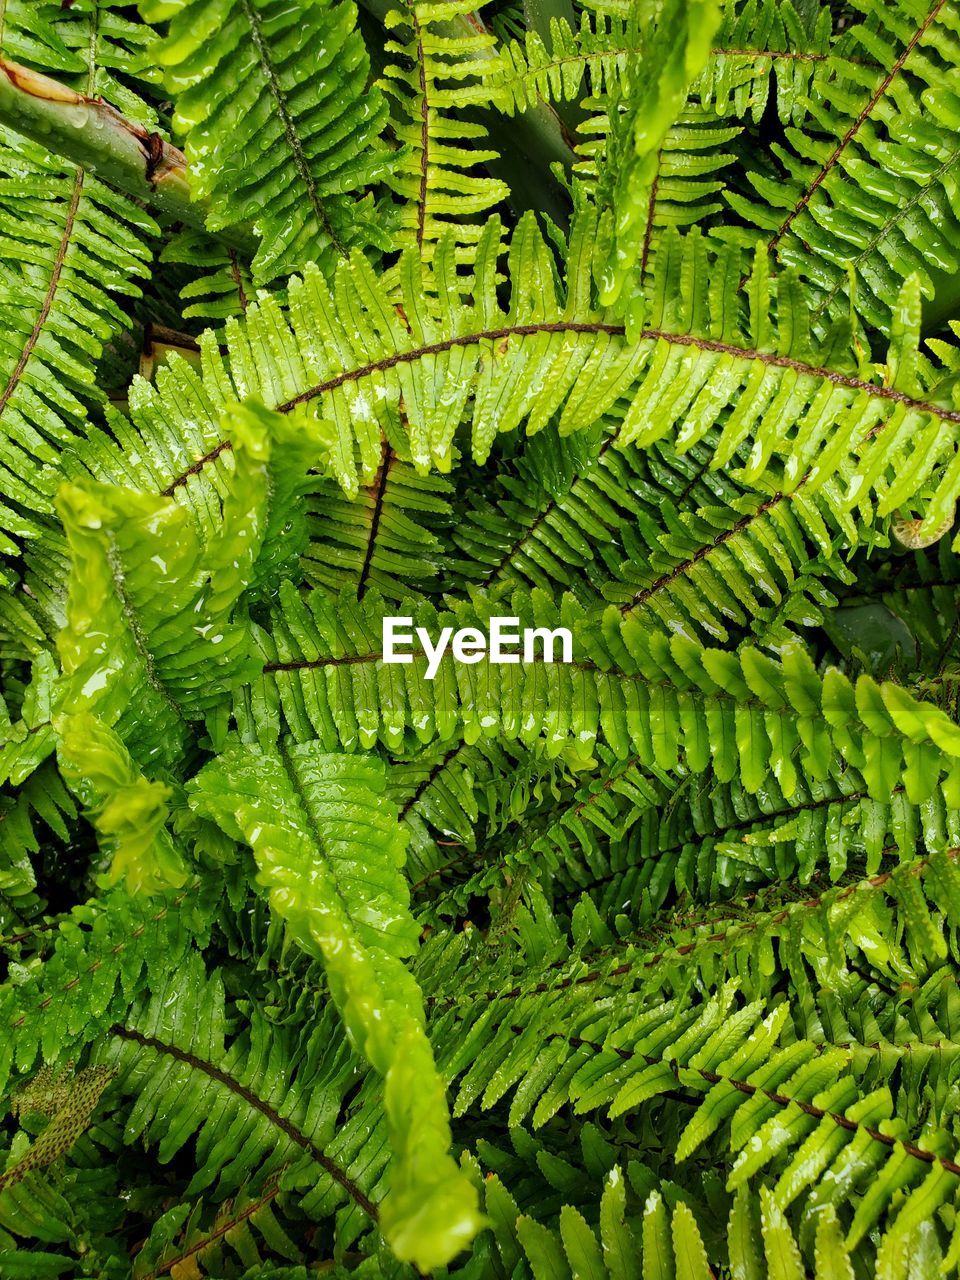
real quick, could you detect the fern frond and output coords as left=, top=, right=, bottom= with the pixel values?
left=494, top=10, right=633, bottom=116
left=385, top=737, right=560, bottom=898
left=381, top=1, right=509, bottom=261
left=0, top=126, right=156, bottom=651
left=410, top=748, right=663, bottom=926
left=1, top=879, right=215, bottom=1095
left=131, top=1180, right=296, bottom=1279
left=56, top=713, right=186, bottom=896
left=150, top=0, right=393, bottom=284
left=0, top=761, right=76, bottom=936
left=263, top=581, right=960, bottom=806
left=0, top=1, right=167, bottom=654
left=0, top=3, right=84, bottom=77
left=0, top=653, right=60, bottom=789
left=549, top=755, right=960, bottom=933
left=99, top=953, right=387, bottom=1246
left=576, top=105, right=741, bottom=272
left=421, top=859, right=960, bottom=1223
left=478, top=1177, right=861, bottom=1280
left=726, top=0, right=960, bottom=329
left=188, top=741, right=484, bottom=1270
left=112, top=215, right=960, bottom=540
left=696, top=0, right=835, bottom=124
left=454, top=424, right=860, bottom=644
left=33, top=0, right=160, bottom=122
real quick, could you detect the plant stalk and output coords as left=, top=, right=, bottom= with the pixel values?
left=0, top=57, right=251, bottom=253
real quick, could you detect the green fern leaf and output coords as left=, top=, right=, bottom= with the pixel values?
left=188, top=741, right=484, bottom=1270
left=151, top=0, right=393, bottom=284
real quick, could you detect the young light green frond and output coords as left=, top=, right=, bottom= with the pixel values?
left=56, top=401, right=321, bottom=767
left=55, top=712, right=186, bottom=896
left=150, top=0, right=393, bottom=284
left=188, top=742, right=484, bottom=1270
left=55, top=479, right=243, bottom=767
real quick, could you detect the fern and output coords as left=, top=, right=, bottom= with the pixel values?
left=1, top=0, right=960, bottom=1273
left=0, top=1, right=161, bottom=655
left=149, top=0, right=393, bottom=284
left=380, top=1, right=509, bottom=261
left=725, top=0, right=960, bottom=329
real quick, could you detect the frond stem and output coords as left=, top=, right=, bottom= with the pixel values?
left=0, top=166, right=83, bottom=422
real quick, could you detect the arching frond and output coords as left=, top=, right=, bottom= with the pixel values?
left=92, top=214, right=960, bottom=545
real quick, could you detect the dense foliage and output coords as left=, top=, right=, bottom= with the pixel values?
left=2, top=0, right=960, bottom=1273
